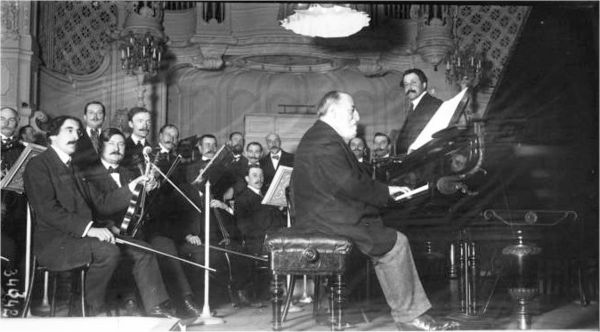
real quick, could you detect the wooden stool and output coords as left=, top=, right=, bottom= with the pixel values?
left=21, top=256, right=88, bottom=317
left=265, top=228, right=352, bottom=331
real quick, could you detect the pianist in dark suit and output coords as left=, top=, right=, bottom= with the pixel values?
left=396, top=68, right=443, bottom=156
left=72, top=101, right=105, bottom=171
left=291, top=91, right=458, bottom=331
left=122, top=107, right=152, bottom=175
left=259, top=133, right=294, bottom=192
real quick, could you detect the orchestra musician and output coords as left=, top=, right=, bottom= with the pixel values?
left=1, top=107, right=27, bottom=277
left=396, top=68, right=443, bottom=157
left=235, top=165, right=286, bottom=304
left=23, top=116, right=173, bottom=317
left=72, top=101, right=105, bottom=171
left=291, top=91, right=459, bottom=330
left=259, top=133, right=294, bottom=192
left=371, top=132, right=393, bottom=182
left=227, top=132, right=250, bottom=195
left=83, top=127, right=177, bottom=317
left=122, top=107, right=152, bottom=175
left=141, top=124, right=204, bottom=317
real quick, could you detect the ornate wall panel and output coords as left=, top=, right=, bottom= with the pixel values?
left=38, top=1, right=118, bottom=75
left=455, top=5, right=530, bottom=85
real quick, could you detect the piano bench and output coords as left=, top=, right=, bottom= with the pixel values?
left=264, top=228, right=353, bottom=331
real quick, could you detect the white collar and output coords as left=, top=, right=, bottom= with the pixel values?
left=51, top=145, right=72, bottom=165
left=101, top=159, right=118, bottom=170
left=131, top=134, right=146, bottom=145
left=411, top=91, right=427, bottom=110
left=247, top=185, right=262, bottom=196
left=87, top=127, right=101, bottom=135
left=1, top=133, right=13, bottom=141
left=158, top=143, right=170, bottom=154
left=357, top=157, right=363, bottom=162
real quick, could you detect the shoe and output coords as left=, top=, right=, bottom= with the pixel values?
left=123, top=298, right=143, bottom=316
left=181, top=295, right=202, bottom=317
left=147, top=301, right=176, bottom=318
left=396, top=314, right=460, bottom=331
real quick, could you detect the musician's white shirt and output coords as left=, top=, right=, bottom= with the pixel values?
left=411, top=91, right=427, bottom=110
left=101, top=159, right=121, bottom=187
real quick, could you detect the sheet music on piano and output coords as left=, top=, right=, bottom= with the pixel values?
left=407, top=88, right=469, bottom=152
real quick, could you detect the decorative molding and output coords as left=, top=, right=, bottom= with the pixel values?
left=1, top=1, right=19, bottom=38
left=39, top=51, right=112, bottom=86
left=0, top=63, right=13, bottom=96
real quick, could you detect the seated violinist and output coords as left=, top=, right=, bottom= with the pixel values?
left=139, top=124, right=205, bottom=317
left=24, top=118, right=172, bottom=317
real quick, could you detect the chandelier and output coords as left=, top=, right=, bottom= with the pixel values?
left=445, top=44, right=488, bottom=88
left=280, top=4, right=370, bottom=38
left=119, top=1, right=166, bottom=76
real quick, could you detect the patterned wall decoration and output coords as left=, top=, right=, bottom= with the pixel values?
left=454, top=5, right=530, bottom=86
left=39, top=1, right=118, bottom=75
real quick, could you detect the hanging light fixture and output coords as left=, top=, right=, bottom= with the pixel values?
left=119, top=1, right=166, bottom=76
left=280, top=4, right=370, bottom=38
left=445, top=44, right=488, bottom=88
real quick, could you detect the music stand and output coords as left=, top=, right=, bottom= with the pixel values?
left=1, top=143, right=46, bottom=315
left=191, top=144, right=235, bottom=325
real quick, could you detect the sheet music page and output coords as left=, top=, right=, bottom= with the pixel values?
left=408, top=88, right=468, bottom=152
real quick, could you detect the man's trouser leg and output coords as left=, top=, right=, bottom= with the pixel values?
left=371, top=231, right=431, bottom=323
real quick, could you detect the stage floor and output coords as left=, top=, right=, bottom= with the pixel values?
left=5, top=279, right=598, bottom=331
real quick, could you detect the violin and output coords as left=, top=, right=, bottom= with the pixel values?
left=120, top=147, right=158, bottom=237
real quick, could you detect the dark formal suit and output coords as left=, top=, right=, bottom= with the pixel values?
left=72, top=127, right=101, bottom=172
left=235, top=186, right=286, bottom=254
left=259, top=150, right=294, bottom=193
left=179, top=174, right=253, bottom=298
left=1, top=137, right=27, bottom=269
left=23, top=147, right=132, bottom=311
left=291, top=119, right=431, bottom=323
left=122, top=136, right=151, bottom=176
left=230, top=155, right=250, bottom=196
left=396, top=93, right=443, bottom=155
left=84, top=162, right=170, bottom=311
left=291, top=120, right=394, bottom=256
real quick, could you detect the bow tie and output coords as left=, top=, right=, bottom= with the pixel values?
left=248, top=162, right=259, bottom=167
left=107, top=166, right=119, bottom=174
left=271, top=155, right=280, bottom=160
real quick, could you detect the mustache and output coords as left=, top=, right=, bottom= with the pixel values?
left=110, top=151, right=122, bottom=156
left=406, top=89, right=417, bottom=95
left=67, top=140, right=78, bottom=145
